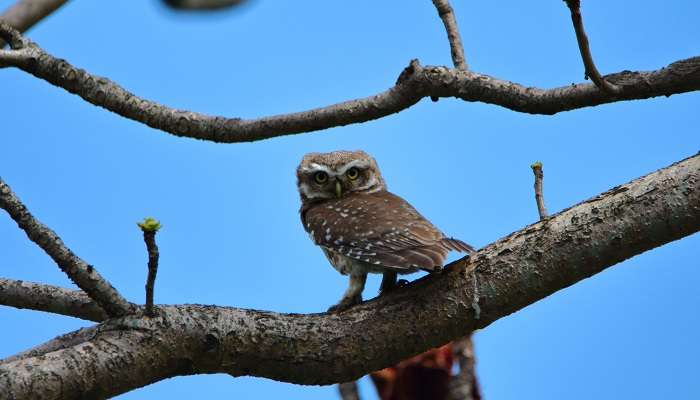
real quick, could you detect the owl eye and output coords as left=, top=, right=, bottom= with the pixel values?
left=346, top=167, right=360, bottom=180
left=313, top=171, right=328, bottom=184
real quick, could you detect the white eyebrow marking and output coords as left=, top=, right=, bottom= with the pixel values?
left=337, top=159, right=371, bottom=174
left=300, top=163, right=336, bottom=176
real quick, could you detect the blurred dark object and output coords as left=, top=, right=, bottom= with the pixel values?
left=369, top=338, right=480, bottom=400
left=370, top=344, right=452, bottom=400
left=163, top=0, right=247, bottom=11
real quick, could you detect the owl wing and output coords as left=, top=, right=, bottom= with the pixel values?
left=302, top=191, right=474, bottom=271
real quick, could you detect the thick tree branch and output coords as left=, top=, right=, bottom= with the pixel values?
left=0, top=24, right=698, bottom=143
left=1, top=326, right=99, bottom=365
left=0, top=177, right=134, bottom=317
left=431, top=0, right=467, bottom=70
left=563, top=0, right=621, bottom=95
left=1, top=153, right=697, bottom=399
left=0, top=278, right=106, bottom=321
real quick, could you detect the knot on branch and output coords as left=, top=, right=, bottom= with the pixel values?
left=396, top=59, right=422, bottom=85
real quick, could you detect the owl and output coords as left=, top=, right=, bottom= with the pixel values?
left=297, top=150, right=475, bottom=312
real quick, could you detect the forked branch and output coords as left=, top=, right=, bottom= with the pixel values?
left=563, top=0, right=622, bottom=95
left=1, top=153, right=698, bottom=398
left=0, top=177, right=134, bottom=317
left=0, top=24, right=697, bottom=143
left=431, top=0, right=467, bottom=70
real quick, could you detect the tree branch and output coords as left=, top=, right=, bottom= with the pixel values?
left=1, top=152, right=697, bottom=398
left=0, top=278, right=106, bottom=321
left=138, top=217, right=162, bottom=317
left=0, top=0, right=68, bottom=48
left=0, top=325, right=99, bottom=364
left=0, top=176, right=134, bottom=317
left=563, top=0, right=621, bottom=95
left=531, top=161, right=548, bottom=219
left=431, top=0, right=467, bottom=70
left=0, top=24, right=698, bottom=143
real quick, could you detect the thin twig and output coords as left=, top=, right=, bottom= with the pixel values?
left=531, top=161, right=548, bottom=219
left=0, top=176, right=134, bottom=317
left=431, top=0, right=467, bottom=70
left=338, top=381, right=361, bottom=400
left=0, top=24, right=698, bottom=142
left=0, top=0, right=69, bottom=48
left=138, top=217, right=161, bottom=317
left=0, top=278, right=107, bottom=321
left=563, top=0, right=622, bottom=95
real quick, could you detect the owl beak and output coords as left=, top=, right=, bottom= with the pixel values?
left=335, top=181, right=343, bottom=198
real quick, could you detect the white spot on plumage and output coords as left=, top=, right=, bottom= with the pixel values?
left=325, top=234, right=332, bottom=241
left=374, top=261, right=381, bottom=265
left=340, top=213, right=348, bottom=218
left=325, top=227, right=331, bottom=234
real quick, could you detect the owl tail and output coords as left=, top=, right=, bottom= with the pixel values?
left=442, top=237, right=476, bottom=253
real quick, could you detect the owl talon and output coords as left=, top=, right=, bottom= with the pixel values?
left=327, top=295, right=362, bottom=313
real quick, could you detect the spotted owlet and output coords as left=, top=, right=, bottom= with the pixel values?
left=297, top=150, right=475, bottom=312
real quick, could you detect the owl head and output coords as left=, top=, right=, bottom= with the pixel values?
left=296, top=150, right=387, bottom=202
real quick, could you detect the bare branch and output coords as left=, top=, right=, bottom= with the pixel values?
left=0, top=278, right=106, bottom=321
left=0, top=0, right=68, bottom=48
left=138, top=217, right=162, bottom=317
left=0, top=176, right=134, bottom=317
left=563, top=0, right=622, bottom=95
left=0, top=325, right=98, bottom=364
left=530, top=161, right=548, bottom=219
left=0, top=24, right=697, bottom=143
left=431, top=0, right=467, bottom=70
left=338, top=381, right=361, bottom=400
left=1, top=153, right=697, bottom=398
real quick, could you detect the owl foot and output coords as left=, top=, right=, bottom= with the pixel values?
left=379, top=276, right=409, bottom=295
left=327, top=294, right=362, bottom=313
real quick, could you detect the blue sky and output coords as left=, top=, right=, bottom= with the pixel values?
left=1, top=1, right=698, bottom=399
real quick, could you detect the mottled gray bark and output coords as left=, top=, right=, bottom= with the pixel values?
left=563, top=0, right=621, bottom=95
left=0, top=24, right=698, bottom=143
left=1, top=153, right=697, bottom=399
left=0, top=177, right=134, bottom=317
left=0, top=278, right=106, bottom=321
left=431, top=0, right=467, bottom=70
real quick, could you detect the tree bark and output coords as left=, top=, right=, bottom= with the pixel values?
left=0, top=24, right=698, bottom=143
left=1, top=152, right=698, bottom=399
